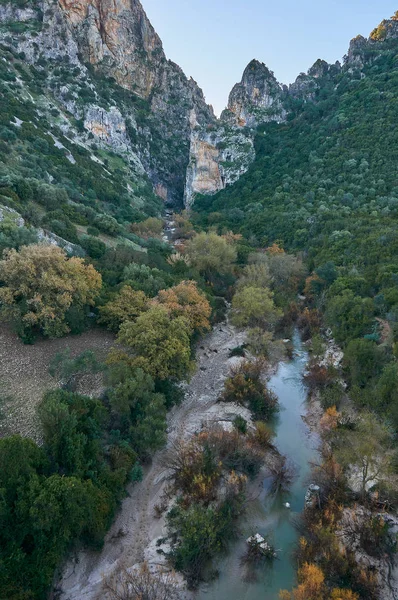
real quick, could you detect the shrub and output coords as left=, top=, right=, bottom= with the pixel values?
left=233, top=415, right=248, bottom=433
left=221, top=360, right=278, bottom=421
left=80, top=235, right=106, bottom=259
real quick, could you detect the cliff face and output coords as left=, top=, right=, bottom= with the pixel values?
left=0, top=2, right=396, bottom=209
left=56, top=0, right=215, bottom=204
left=224, top=59, right=286, bottom=127
left=58, top=0, right=163, bottom=97
left=184, top=60, right=285, bottom=206
left=0, top=0, right=214, bottom=205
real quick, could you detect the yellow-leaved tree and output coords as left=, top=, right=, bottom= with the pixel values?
left=231, top=286, right=282, bottom=329
left=98, top=285, right=148, bottom=332
left=0, top=244, right=102, bottom=339
left=185, top=232, right=237, bottom=280
left=279, top=563, right=359, bottom=600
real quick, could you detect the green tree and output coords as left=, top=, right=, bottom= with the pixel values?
left=99, top=286, right=148, bottom=332
left=344, top=339, right=384, bottom=388
left=108, top=366, right=167, bottom=456
left=116, top=305, right=193, bottom=380
left=39, top=390, right=106, bottom=477
left=185, top=232, right=237, bottom=279
left=231, top=286, right=282, bottom=329
left=335, top=412, right=393, bottom=498
left=325, top=290, right=374, bottom=344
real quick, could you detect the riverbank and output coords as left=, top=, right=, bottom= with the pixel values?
left=58, top=322, right=255, bottom=600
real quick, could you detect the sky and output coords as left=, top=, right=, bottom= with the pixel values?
left=142, top=0, right=398, bottom=115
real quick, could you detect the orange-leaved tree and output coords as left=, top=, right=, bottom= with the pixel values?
left=152, top=280, right=211, bottom=334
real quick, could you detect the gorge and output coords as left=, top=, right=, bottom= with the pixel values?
left=1, top=2, right=398, bottom=600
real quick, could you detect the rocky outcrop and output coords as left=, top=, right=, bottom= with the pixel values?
left=84, top=105, right=129, bottom=150
left=184, top=60, right=285, bottom=206
left=223, top=59, right=286, bottom=127
left=289, top=59, right=341, bottom=101
left=346, top=17, right=398, bottom=69
left=0, top=0, right=214, bottom=205
left=184, top=121, right=255, bottom=207
left=58, top=0, right=164, bottom=97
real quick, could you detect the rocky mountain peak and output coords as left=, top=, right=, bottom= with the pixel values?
left=223, top=59, right=285, bottom=127
left=289, top=58, right=340, bottom=100
left=308, top=59, right=330, bottom=78
left=346, top=14, right=398, bottom=68
left=370, top=16, right=398, bottom=41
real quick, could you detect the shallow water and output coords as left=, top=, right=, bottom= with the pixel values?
left=196, top=330, right=319, bottom=600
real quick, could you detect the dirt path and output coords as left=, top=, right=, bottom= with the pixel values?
left=58, top=322, right=249, bottom=600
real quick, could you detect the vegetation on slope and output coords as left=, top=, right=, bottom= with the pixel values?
left=194, top=26, right=398, bottom=431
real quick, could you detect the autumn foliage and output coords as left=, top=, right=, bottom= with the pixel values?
left=99, top=285, right=148, bottom=332
left=0, top=244, right=102, bottom=338
left=152, top=280, right=211, bottom=334
left=279, top=563, right=359, bottom=600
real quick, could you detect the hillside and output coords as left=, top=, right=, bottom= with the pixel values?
left=195, top=15, right=398, bottom=405
left=1, top=4, right=398, bottom=600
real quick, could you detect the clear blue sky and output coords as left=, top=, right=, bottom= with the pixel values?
left=142, top=0, right=398, bottom=115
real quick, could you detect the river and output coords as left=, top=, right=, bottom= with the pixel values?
left=196, top=330, right=319, bottom=600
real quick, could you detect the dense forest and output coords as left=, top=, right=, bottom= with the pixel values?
left=194, top=25, right=398, bottom=430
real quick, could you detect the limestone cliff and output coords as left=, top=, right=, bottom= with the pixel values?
left=184, top=60, right=285, bottom=207
left=223, top=59, right=286, bottom=127
left=0, top=0, right=214, bottom=205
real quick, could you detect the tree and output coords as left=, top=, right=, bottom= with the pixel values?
left=153, top=280, right=211, bottom=334
left=0, top=244, right=102, bottom=338
left=374, top=362, right=398, bottom=425
left=99, top=286, right=148, bottom=332
left=231, top=286, right=282, bottom=329
left=344, top=338, right=384, bottom=388
left=122, top=262, right=169, bottom=296
left=105, top=563, right=181, bottom=600
left=325, top=290, right=374, bottom=344
left=221, top=360, right=278, bottom=420
left=49, top=348, right=103, bottom=390
left=279, top=563, right=359, bottom=600
left=184, top=232, right=237, bottom=279
left=39, top=390, right=106, bottom=477
left=334, top=412, right=393, bottom=498
left=131, top=217, right=164, bottom=238
left=116, top=305, right=193, bottom=380
left=237, top=262, right=271, bottom=289
left=108, top=366, right=167, bottom=456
